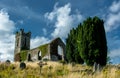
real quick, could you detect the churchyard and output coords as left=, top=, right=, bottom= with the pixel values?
left=0, top=61, right=120, bottom=78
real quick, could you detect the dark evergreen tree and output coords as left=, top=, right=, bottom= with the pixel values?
left=80, top=16, right=107, bottom=66
left=66, top=28, right=84, bottom=63
left=66, top=29, right=75, bottom=62
left=76, top=24, right=84, bottom=63
left=66, top=16, right=107, bottom=66
left=81, top=17, right=96, bottom=65
left=92, top=16, right=107, bottom=66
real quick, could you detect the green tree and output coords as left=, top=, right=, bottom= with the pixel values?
left=66, top=16, right=107, bottom=66
left=81, top=16, right=107, bottom=66
left=66, top=28, right=83, bottom=63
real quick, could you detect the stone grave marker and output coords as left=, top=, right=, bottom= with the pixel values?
left=93, top=62, right=97, bottom=72
left=20, top=62, right=26, bottom=69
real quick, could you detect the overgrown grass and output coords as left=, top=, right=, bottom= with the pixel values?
left=0, top=62, right=120, bottom=78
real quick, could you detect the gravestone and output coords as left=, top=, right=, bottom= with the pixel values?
left=20, top=62, right=26, bottom=69
left=97, top=64, right=103, bottom=72
left=93, top=62, right=97, bottom=72
left=97, top=64, right=100, bottom=72
left=5, top=60, right=11, bottom=64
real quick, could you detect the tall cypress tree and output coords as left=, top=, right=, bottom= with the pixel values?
left=66, top=29, right=75, bottom=62
left=92, top=16, right=107, bottom=66
left=66, top=16, right=107, bottom=66
left=81, top=16, right=107, bottom=66
left=66, top=28, right=84, bottom=63
left=76, top=24, right=84, bottom=63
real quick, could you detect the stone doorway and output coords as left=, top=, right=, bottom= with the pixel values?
left=28, top=54, right=31, bottom=61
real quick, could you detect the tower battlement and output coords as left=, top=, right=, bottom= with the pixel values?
left=16, top=29, right=31, bottom=37
left=14, top=29, right=31, bottom=61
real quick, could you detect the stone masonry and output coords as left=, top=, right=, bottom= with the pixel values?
left=14, top=29, right=65, bottom=62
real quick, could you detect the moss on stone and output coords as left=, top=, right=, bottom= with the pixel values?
left=20, top=50, right=28, bottom=61
left=38, top=44, right=48, bottom=57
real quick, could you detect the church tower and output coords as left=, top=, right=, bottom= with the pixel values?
left=14, top=29, right=31, bottom=61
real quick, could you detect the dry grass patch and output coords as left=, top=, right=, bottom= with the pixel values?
left=0, top=61, right=120, bottom=78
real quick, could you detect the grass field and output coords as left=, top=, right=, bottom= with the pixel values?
left=0, top=61, right=120, bottom=78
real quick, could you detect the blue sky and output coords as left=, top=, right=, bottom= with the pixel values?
left=0, top=0, right=120, bottom=64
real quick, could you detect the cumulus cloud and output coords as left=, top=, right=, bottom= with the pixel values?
left=109, top=48, right=120, bottom=58
left=105, top=1, right=120, bottom=32
left=42, top=28, right=47, bottom=36
left=105, top=1, right=120, bottom=63
left=0, top=9, right=50, bottom=61
left=30, top=36, right=50, bottom=49
left=0, top=9, right=15, bottom=61
left=0, top=9, right=15, bottom=32
left=108, top=36, right=120, bottom=59
left=109, top=1, right=120, bottom=13
left=45, top=3, right=83, bottom=39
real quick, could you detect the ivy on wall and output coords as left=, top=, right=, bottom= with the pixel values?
left=38, top=44, right=48, bottom=57
left=20, top=50, right=28, bottom=61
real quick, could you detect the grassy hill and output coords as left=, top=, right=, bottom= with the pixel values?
left=0, top=61, right=120, bottom=78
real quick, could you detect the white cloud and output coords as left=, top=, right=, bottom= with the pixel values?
left=105, top=1, right=120, bottom=32
left=0, top=9, right=15, bottom=61
left=0, top=9, right=15, bottom=32
left=108, top=36, right=120, bottom=58
left=30, top=36, right=50, bottom=49
left=0, top=9, right=50, bottom=61
left=109, top=48, right=120, bottom=58
left=105, top=13, right=120, bottom=32
left=109, top=1, right=120, bottom=13
left=42, top=28, right=47, bottom=35
left=45, top=3, right=83, bottom=39
left=104, top=1, right=120, bottom=64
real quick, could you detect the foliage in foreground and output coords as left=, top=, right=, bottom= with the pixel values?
left=0, top=62, right=120, bottom=78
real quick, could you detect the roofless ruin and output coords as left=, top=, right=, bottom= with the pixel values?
left=14, top=29, right=66, bottom=62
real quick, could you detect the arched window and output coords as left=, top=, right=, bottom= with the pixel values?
left=38, top=51, right=41, bottom=60
left=58, top=45, right=63, bottom=55
left=28, top=54, right=31, bottom=61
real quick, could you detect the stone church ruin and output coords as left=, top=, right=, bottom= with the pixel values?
left=14, top=29, right=66, bottom=62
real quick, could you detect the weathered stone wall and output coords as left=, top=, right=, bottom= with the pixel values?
left=26, top=38, right=65, bottom=61
left=14, top=33, right=21, bottom=55
left=14, top=29, right=31, bottom=61
left=28, top=48, right=40, bottom=61
left=49, top=38, right=65, bottom=61
left=14, top=53, right=21, bottom=61
left=14, top=29, right=65, bottom=62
